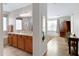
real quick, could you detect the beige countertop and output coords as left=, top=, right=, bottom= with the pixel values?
left=8, top=32, right=33, bottom=36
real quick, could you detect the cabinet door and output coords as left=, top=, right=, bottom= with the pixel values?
left=18, top=35, right=24, bottom=50
left=27, top=36, right=32, bottom=52
left=8, top=34, right=13, bottom=45
left=24, top=36, right=28, bottom=51
left=24, top=36, right=32, bottom=53
left=12, top=34, right=18, bottom=47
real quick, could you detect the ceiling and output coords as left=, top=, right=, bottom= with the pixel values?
left=3, top=3, right=31, bottom=12
left=48, top=3, right=79, bottom=18
left=3, top=3, right=79, bottom=18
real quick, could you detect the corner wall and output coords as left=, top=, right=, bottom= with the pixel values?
left=0, top=3, right=3, bottom=56
left=71, top=13, right=79, bottom=37
left=33, top=3, right=47, bottom=56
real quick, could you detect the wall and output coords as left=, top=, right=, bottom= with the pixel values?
left=3, top=15, right=9, bottom=46
left=40, top=3, right=47, bottom=56
left=33, top=3, right=47, bottom=56
left=71, top=13, right=79, bottom=38
left=0, top=4, right=3, bottom=56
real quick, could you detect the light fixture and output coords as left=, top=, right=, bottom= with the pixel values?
left=48, top=16, right=61, bottom=19
left=19, top=12, right=32, bottom=17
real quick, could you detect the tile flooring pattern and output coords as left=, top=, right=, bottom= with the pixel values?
left=3, top=36, right=69, bottom=56
left=3, top=46, right=32, bottom=56
left=46, top=37, right=69, bottom=56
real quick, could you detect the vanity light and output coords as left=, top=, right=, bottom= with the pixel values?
left=19, top=12, right=32, bottom=17
left=48, top=16, right=60, bottom=19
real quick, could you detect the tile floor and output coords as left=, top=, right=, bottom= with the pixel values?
left=46, top=37, right=69, bottom=56
left=3, top=46, right=32, bottom=56
left=3, top=36, right=69, bottom=56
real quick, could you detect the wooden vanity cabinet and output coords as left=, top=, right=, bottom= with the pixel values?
left=17, top=35, right=24, bottom=50
left=24, top=36, right=32, bottom=53
left=27, top=36, right=32, bottom=53
left=8, top=34, right=32, bottom=54
left=12, top=34, right=18, bottom=47
left=8, top=34, right=13, bottom=45
left=24, top=36, right=28, bottom=52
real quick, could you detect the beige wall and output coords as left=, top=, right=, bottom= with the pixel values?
left=33, top=3, right=47, bottom=56
left=0, top=3, right=3, bottom=56
left=71, top=13, right=79, bottom=38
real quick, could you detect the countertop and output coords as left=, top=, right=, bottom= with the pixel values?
left=8, top=32, right=33, bottom=36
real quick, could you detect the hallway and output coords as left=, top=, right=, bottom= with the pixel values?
left=46, top=37, right=69, bottom=56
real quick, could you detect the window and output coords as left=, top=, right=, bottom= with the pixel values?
left=3, top=17, right=7, bottom=31
left=16, top=20, right=22, bottom=30
left=47, top=20, right=57, bottom=31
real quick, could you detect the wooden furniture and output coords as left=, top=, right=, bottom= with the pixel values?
left=12, top=34, right=18, bottom=47
left=60, top=31, right=66, bottom=37
left=18, top=35, right=24, bottom=50
left=68, top=37, right=79, bottom=56
left=60, top=21, right=71, bottom=37
left=24, top=36, right=32, bottom=53
left=8, top=33, right=32, bottom=54
left=8, top=34, right=13, bottom=45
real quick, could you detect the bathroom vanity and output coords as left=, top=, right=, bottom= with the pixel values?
left=8, top=32, right=32, bottom=54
